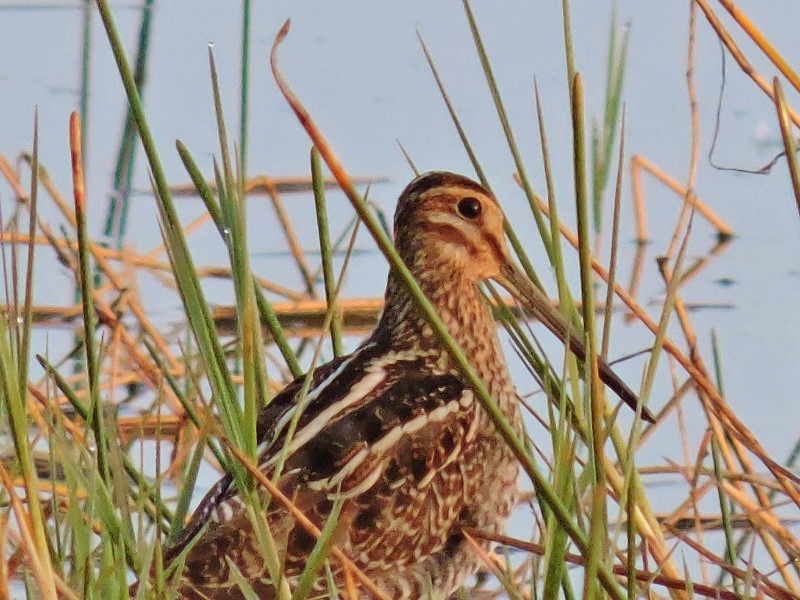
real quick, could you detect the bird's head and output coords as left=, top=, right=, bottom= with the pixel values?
left=391, top=171, right=654, bottom=423
left=394, top=171, right=512, bottom=284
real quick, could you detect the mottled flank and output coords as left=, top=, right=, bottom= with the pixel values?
left=135, top=171, right=635, bottom=599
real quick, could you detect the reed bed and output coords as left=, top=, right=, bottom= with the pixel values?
left=1, top=1, right=799, bottom=599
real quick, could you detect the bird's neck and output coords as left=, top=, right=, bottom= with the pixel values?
left=379, top=257, right=510, bottom=388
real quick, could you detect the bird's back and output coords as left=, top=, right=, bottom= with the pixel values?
left=170, top=312, right=521, bottom=599
left=156, top=171, right=569, bottom=598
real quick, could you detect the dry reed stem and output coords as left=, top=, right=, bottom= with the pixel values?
left=134, top=208, right=303, bottom=299
left=534, top=203, right=800, bottom=583
left=213, top=295, right=579, bottom=335
left=0, top=162, right=318, bottom=428
left=462, top=529, right=528, bottom=599
left=657, top=510, right=800, bottom=530
left=628, top=156, right=648, bottom=242
left=624, top=242, right=647, bottom=315
left=715, top=0, right=800, bottom=93
left=660, top=257, right=799, bottom=591
left=168, top=174, right=378, bottom=197
left=661, top=477, right=715, bottom=527
left=0, top=463, right=59, bottom=600
left=14, top=157, right=180, bottom=372
left=638, top=466, right=795, bottom=491
left=25, top=387, right=86, bottom=453
left=471, top=529, right=744, bottom=599
left=694, top=0, right=800, bottom=128
left=601, top=464, right=683, bottom=587
left=636, top=378, right=694, bottom=447
left=533, top=194, right=800, bottom=501
left=108, top=290, right=128, bottom=408
left=773, top=77, right=800, bottom=220
left=92, top=298, right=183, bottom=412
left=261, top=177, right=317, bottom=296
left=1, top=525, right=81, bottom=600
left=630, top=155, right=734, bottom=240
left=666, top=525, right=798, bottom=599
left=0, top=155, right=30, bottom=201
left=163, top=421, right=203, bottom=480
left=342, top=562, right=358, bottom=600
left=669, top=434, right=713, bottom=582
left=685, top=1, right=701, bottom=199
left=677, top=238, right=732, bottom=287
left=141, top=208, right=212, bottom=260
left=0, top=513, right=8, bottom=595
left=116, top=414, right=184, bottom=445
left=28, top=386, right=90, bottom=448
left=531, top=191, right=731, bottom=320
left=661, top=257, right=798, bottom=556
left=722, top=482, right=800, bottom=557
left=0, top=231, right=304, bottom=300
left=8, top=479, right=90, bottom=502
left=30, top=369, right=141, bottom=409
left=58, top=273, right=153, bottom=407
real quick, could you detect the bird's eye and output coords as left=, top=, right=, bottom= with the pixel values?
left=457, top=197, right=482, bottom=220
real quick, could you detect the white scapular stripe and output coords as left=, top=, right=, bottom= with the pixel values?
left=327, top=446, right=369, bottom=488
left=370, top=424, right=404, bottom=456
left=338, top=464, right=385, bottom=499
left=259, top=347, right=366, bottom=455
left=265, top=368, right=387, bottom=469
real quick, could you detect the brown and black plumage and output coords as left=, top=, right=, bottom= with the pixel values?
left=152, top=171, right=652, bottom=599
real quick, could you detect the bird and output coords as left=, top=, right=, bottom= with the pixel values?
left=151, top=171, right=653, bottom=599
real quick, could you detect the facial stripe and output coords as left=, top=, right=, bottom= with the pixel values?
left=425, top=212, right=484, bottom=252
left=424, top=224, right=480, bottom=258
left=483, top=231, right=507, bottom=266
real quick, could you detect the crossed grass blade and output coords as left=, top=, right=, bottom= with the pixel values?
left=270, top=18, right=630, bottom=600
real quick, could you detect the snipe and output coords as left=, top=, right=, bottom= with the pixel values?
left=153, top=171, right=652, bottom=599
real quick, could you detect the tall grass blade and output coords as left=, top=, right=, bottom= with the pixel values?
left=271, top=21, right=627, bottom=598
left=19, top=109, right=38, bottom=393
left=208, top=45, right=266, bottom=455
left=102, top=0, right=155, bottom=249
left=418, top=27, right=546, bottom=306
left=291, top=497, right=344, bottom=600
left=176, top=140, right=302, bottom=377
left=592, top=6, right=629, bottom=233
left=773, top=77, right=800, bottom=220
left=460, top=0, right=555, bottom=263
left=311, top=147, right=343, bottom=356
left=36, top=354, right=173, bottom=536
left=79, top=0, right=92, bottom=147
left=93, top=4, right=248, bottom=507
left=571, top=74, right=607, bottom=600
left=0, top=119, right=55, bottom=596
left=239, top=0, right=251, bottom=177
left=71, top=112, right=110, bottom=481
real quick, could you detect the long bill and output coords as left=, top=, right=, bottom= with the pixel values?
left=496, top=262, right=656, bottom=424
